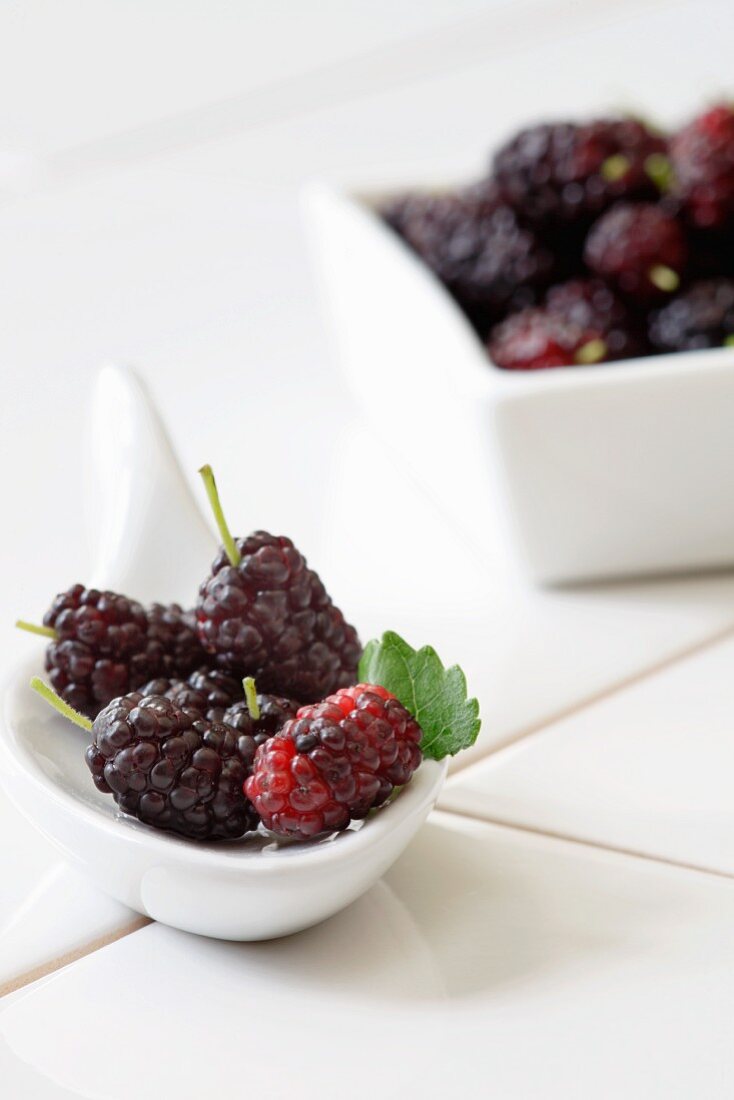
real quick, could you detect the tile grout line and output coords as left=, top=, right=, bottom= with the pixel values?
left=448, top=619, right=734, bottom=780
left=435, top=804, right=734, bottom=885
left=0, top=916, right=151, bottom=1000
left=5, top=812, right=730, bottom=1006
left=4, top=618, right=734, bottom=1000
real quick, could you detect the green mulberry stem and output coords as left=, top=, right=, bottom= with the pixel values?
left=30, top=677, right=92, bottom=733
left=243, top=677, right=260, bottom=721
left=16, top=620, right=57, bottom=640
left=198, top=464, right=241, bottom=568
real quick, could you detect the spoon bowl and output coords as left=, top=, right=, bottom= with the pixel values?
left=0, top=365, right=447, bottom=940
left=0, top=655, right=446, bottom=940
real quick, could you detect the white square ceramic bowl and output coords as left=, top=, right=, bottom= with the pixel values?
left=303, top=182, right=734, bottom=585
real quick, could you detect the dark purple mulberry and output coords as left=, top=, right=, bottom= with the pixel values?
left=146, top=604, right=207, bottom=680
left=220, top=694, right=298, bottom=738
left=42, top=586, right=154, bottom=719
left=381, top=183, right=555, bottom=326
left=85, top=693, right=260, bottom=840
left=140, top=668, right=298, bottom=761
left=38, top=586, right=206, bottom=720
left=493, top=118, right=667, bottom=226
left=197, top=533, right=360, bottom=703
left=140, top=666, right=244, bottom=719
left=584, top=203, right=688, bottom=301
left=648, top=279, right=734, bottom=352
left=196, top=468, right=361, bottom=704
left=545, top=279, right=647, bottom=360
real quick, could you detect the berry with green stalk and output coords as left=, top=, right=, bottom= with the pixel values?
left=31, top=675, right=263, bottom=841
left=17, top=586, right=206, bottom=720
left=196, top=465, right=361, bottom=704
left=220, top=675, right=299, bottom=742
left=139, top=666, right=245, bottom=717
left=584, top=202, right=688, bottom=302
left=492, top=118, right=668, bottom=227
left=246, top=631, right=481, bottom=841
left=649, top=279, right=734, bottom=352
left=140, top=669, right=299, bottom=765
left=488, top=306, right=611, bottom=370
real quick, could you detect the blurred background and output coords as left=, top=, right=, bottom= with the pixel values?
left=2, top=0, right=733, bottom=761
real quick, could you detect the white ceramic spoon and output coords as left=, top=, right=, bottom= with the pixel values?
left=0, top=365, right=447, bottom=941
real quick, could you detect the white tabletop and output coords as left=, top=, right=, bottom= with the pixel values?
left=2, top=2, right=734, bottom=1095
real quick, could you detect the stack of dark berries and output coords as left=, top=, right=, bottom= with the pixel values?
left=26, top=467, right=477, bottom=845
left=382, top=105, right=734, bottom=368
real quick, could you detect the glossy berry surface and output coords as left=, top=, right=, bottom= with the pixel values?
left=584, top=203, right=687, bottom=300
left=670, top=105, right=734, bottom=229
left=488, top=306, right=605, bottom=370
left=141, top=666, right=244, bottom=720
left=146, top=604, right=207, bottom=680
left=649, top=279, right=734, bottom=352
left=245, top=683, right=423, bottom=840
left=220, top=694, right=298, bottom=738
left=142, top=668, right=299, bottom=765
left=85, top=693, right=260, bottom=840
left=382, top=185, right=555, bottom=325
left=196, top=532, right=361, bottom=703
left=493, top=119, right=666, bottom=226
left=43, top=586, right=186, bottom=720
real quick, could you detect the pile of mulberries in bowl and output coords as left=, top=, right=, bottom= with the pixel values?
left=382, top=103, right=734, bottom=369
left=20, top=467, right=479, bottom=844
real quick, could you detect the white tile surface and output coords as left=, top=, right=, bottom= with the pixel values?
left=441, top=635, right=734, bottom=873
left=3, top=0, right=734, bottom=1023
left=0, top=0, right=496, bottom=159
left=0, top=790, right=133, bottom=992
left=3, top=813, right=734, bottom=1098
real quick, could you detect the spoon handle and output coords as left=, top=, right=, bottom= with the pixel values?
left=84, top=364, right=216, bottom=604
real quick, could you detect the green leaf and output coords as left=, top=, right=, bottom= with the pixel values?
left=358, top=631, right=480, bottom=760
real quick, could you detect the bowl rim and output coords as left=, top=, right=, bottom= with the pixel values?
left=0, top=653, right=448, bottom=876
left=333, top=182, right=734, bottom=393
